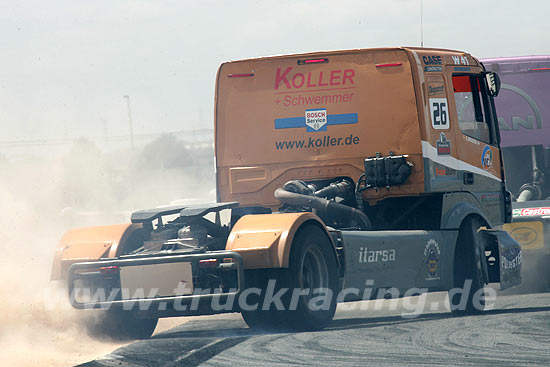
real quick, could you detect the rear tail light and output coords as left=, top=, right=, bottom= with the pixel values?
left=199, top=259, right=219, bottom=268
left=529, top=67, right=550, bottom=72
left=99, top=265, right=119, bottom=275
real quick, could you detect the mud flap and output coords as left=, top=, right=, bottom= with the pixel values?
left=480, top=229, right=522, bottom=290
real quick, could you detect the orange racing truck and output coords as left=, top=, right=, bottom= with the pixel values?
left=52, top=47, right=521, bottom=339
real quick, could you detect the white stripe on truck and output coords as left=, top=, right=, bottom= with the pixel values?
left=421, top=140, right=502, bottom=182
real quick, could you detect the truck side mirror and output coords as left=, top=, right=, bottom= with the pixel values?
left=485, top=71, right=501, bottom=97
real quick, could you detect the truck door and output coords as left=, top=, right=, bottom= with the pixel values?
left=446, top=67, right=504, bottom=224
left=424, top=72, right=462, bottom=192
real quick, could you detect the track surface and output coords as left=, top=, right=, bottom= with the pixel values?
left=79, top=292, right=550, bottom=366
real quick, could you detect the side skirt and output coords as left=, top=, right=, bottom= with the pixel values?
left=340, top=230, right=458, bottom=302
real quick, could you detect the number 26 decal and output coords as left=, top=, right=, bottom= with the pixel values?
left=430, top=98, right=449, bottom=130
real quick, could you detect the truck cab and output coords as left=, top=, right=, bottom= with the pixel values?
left=216, top=47, right=508, bottom=229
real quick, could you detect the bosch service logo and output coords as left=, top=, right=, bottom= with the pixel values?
left=481, top=145, right=493, bottom=170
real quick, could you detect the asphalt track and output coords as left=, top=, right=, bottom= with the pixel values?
left=79, top=291, right=550, bottom=366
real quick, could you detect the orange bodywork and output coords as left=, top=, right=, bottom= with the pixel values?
left=216, top=48, right=423, bottom=208
left=215, top=47, right=503, bottom=208
left=51, top=223, right=142, bottom=280
left=226, top=212, right=330, bottom=268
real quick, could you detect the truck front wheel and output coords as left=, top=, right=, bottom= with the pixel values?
left=449, top=216, right=487, bottom=314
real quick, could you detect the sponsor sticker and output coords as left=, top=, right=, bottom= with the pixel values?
left=517, top=207, right=550, bottom=217
left=428, top=85, right=445, bottom=96
left=481, top=145, right=493, bottom=170
left=464, top=135, right=480, bottom=145
left=451, top=55, right=469, bottom=65
left=424, top=239, right=441, bottom=280
left=504, top=221, right=544, bottom=250
left=274, top=110, right=358, bottom=132
left=424, top=66, right=442, bottom=72
left=436, top=132, right=451, bottom=155
left=501, top=247, right=522, bottom=270
left=430, top=98, right=449, bottom=130
left=435, top=167, right=446, bottom=176
left=305, top=109, right=327, bottom=131
left=274, top=67, right=356, bottom=91
left=358, top=247, right=396, bottom=263
left=511, top=226, right=538, bottom=246
left=422, top=55, right=442, bottom=65
left=434, top=163, right=455, bottom=177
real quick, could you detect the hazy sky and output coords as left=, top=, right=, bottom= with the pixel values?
left=1, top=0, right=549, bottom=142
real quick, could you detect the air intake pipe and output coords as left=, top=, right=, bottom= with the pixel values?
left=274, top=186, right=371, bottom=230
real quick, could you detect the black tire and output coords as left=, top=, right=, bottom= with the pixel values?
left=85, top=308, right=158, bottom=341
left=241, top=225, right=339, bottom=331
left=240, top=269, right=286, bottom=330
left=449, top=216, right=487, bottom=315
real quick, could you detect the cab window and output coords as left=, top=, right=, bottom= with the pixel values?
left=452, top=74, right=494, bottom=144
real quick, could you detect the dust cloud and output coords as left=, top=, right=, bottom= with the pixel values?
left=0, top=135, right=214, bottom=366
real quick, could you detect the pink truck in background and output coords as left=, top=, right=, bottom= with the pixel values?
left=482, top=56, right=550, bottom=291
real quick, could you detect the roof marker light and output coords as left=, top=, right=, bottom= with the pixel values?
left=376, top=62, right=403, bottom=68
left=297, top=58, right=329, bottom=65
left=228, top=73, right=255, bottom=78
left=199, top=259, right=219, bottom=268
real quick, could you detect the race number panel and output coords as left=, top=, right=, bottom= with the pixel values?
left=430, top=98, right=450, bottom=130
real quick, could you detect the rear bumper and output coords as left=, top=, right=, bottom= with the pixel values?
left=67, top=251, right=245, bottom=312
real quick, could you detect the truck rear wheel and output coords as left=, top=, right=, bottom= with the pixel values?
left=240, top=270, right=285, bottom=330
left=286, top=225, right=338, bottom=330
left=241, top=225, right=338, bottom=331
left=449, top=216, right=487, bottom=314
left=85, top=308, right=158, bottom=340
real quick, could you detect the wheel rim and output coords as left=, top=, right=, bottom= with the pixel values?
left=300, top=246, right=329, bottom=304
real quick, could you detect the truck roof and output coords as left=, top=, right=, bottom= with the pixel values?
left=220, top=47, right=474, bottom=65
